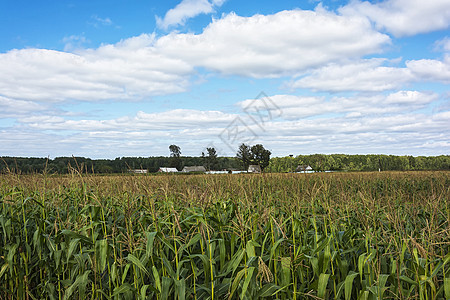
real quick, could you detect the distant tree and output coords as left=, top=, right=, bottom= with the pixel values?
left=250, top=144, right=271, bottom=171
left=236, top=143, right=271, bottom=171
left=236, top=143, right=252, bottom=170
left=207, top=147, right=218, bottom=170
left=169, top=145, right=181, bottom=157
left=203, top=147, right=218, bottom=171
left=169, top=145, right=182, bottom=170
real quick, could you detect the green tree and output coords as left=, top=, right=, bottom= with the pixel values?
left=169, top=144, right=182, bottom=170
left=204, top=147, right=218, bottom=171
left=250, top=144, right=272, bottom=171
left=236, top=143, right=252, bottom=170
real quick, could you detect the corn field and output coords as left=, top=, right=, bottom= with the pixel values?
left=0, top=171, right=449, bottom=299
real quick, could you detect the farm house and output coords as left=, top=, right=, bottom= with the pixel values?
left=248, top=165, right=261, bottom=173
left=182, top=166, right=206, bottom=173
left=158, top=167, right=178, bottom=173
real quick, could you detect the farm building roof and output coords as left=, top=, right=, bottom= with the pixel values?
left=158, top=167, right=178, bottom=172
left=182, top=166, right=206, bottom=173
left=248, top=165, right=261, bottom=173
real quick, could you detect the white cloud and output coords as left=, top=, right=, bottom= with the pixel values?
left=63, top=35, right=90, bottom=52
left=0, top=96, right=46, bottom=117
left=90, top=15, right=113, bottom=27
left=289, top=59, right=413, bottom=92
left=1, top=89, right=446, bottom=157
left=406, top=55, right=450, bottom=83
left=0, top=8, right=391, bottom=108
left=156, top=9, right=390, bottom=77
left=236, top=91, right=437, bottom=121
left=0, top=34, right=192, bottom=103
left=156, top=0, right=225, bottom=30
left=384, top=90, right=438, bottom=105
left=19, top=109, right=236, bottom=131
left=434, top=37, right=450, bottom=52
left=289, top=55, right=450, bottom=92
left=340, top=0, right=450, bottom=37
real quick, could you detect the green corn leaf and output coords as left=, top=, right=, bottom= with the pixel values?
left=444, top=278, right=450, bottom=299
left=219, top=238, right=226, bottom=269
left=281, top=257, right=291, bottom=287
left=345, top=272, right=358, bottom=300
left=255, top=283, right=281, bottom=298
left=140, top=284, right=158, bottom=300
left=318, top=273, right=330, bottom=299
left=122, top=263, right=131, bottom=284
left=152, top=266, right=161, bottom=292
left=127, top=253, right=149, bottom=276
left=269, top=238, right=285, bottom=259
left=174, top=278, right=186, bottom=300
left=63, top=270, right=91, bottom=300
left=161, top=276, right=172, bottom=300
left=111, top=262, right=118, bottom=284
left=66, top=238, right=80, bottom=264
left=0, top=264, right=8, bottom=279
left=377, top=274, right=389, bottom=299
left=54, top=249, right=62, bottom=270
left=180, top=233, right=202, bottom=254
left=246, top=240, right=256, bottom=258
left=399, top=275, right=418, bottom=286
left=358, top=253, right=366, bottom=281
left=240, top=266, right=256, bottom=299
left=229, top=267, right=246, bottom=300
left=95, top=239, right=108, bottom=273
left=226, top=248, right=245, bottom=275
left=162, top=256, right=176, bottom=279
left=113, top=283, right=134, bottom=297
left=145, top=231, right=158, bottom=258
left=360, top=290, right=369, bottom=300
left=61, top=230, right=92, bottom=245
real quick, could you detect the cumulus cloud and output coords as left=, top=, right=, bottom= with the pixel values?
left=0, top=34, right=192, bottom=103
left=0, top=96, right=47, bottom=117
left=157, top=9, right=389, bottom=77
left=156, top=0, right=225, bottom=30
left=2, top=92, right=446, bottom=157
left=340, top=0, right=450, bottom=37
left=0, top=7, right=391, bottom=107
left=289, top=55, right=450, bottom=92
left=238, top=91, right=438, bottom=121
left=406, top=55, right=450, bottom=83
left=19, top=109, right=236, bottom=131
left=289, top=59, right=413, bottom=92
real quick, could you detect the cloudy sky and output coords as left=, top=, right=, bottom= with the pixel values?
left=0, top=0, right=449, bottom=158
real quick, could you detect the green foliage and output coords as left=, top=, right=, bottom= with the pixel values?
left=0, top=156, right=242, bottom=174
left=169, top=145, right=183, bottom=171
left=267, top=154, right=450, bottom=172
left=202, top=147, right=219, bottom=171
left=236, top=143, right=272, bottom=171
left=0, top=171, right=449, bottom=299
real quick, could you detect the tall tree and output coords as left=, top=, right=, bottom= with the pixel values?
left=204, top=147, right=218, bottom=171
left=236, top=143, right=252, bottom=170
left=250, top=144, right=271, bottom=171
left=169, top=144, right=182, bottom=170
left=169, top=145, right=181, bottom=157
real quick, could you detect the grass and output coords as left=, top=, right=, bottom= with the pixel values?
left=0, top=171, right=449, bottom=299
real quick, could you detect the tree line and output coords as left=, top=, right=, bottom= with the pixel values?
left=267, top=154, right=450, bottom=172
left=0, top=149, right=448, bottom=174
left=0, top=155, right=241, bottom=174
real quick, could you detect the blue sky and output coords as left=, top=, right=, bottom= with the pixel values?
left=0, top=0, right=449, bottom=158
